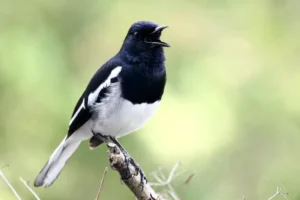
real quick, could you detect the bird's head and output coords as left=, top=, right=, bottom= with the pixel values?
left=120, top=21, right=170, bottom=56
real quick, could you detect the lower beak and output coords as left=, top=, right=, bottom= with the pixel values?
left=149, top=40, right=170, bottom=47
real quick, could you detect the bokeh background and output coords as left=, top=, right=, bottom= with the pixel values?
left=1, top=0, right=300, bottom=199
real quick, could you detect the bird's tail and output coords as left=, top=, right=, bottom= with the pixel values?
left=34, top=136, right=81, bottom=187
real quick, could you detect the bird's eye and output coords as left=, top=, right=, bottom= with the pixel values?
left=133, top=32, right=140, bottom=38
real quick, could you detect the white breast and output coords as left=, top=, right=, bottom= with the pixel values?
left=91, top=83, right=160, bottom=137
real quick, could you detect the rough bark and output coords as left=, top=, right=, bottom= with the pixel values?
left=107, top=143, right=163, bottom=200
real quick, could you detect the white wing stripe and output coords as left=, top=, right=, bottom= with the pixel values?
left=88, top=66, right=122, bottom=106
left=69, top=99, right=85, bottom=126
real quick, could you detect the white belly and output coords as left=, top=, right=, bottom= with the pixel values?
left=91, top=85, right=160, bottom=137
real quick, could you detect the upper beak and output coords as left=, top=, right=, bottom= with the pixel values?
left=146, top=25, right=170, bottom=47
left=151, top=25, right=169, bottom=34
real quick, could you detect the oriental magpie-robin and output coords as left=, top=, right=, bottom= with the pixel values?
left=34, top=21, right=169, bottom=187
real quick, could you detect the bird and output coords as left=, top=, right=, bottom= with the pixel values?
left=34, top=21, right=170, bottom=188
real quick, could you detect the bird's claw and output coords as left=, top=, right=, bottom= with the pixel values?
left=122, top=151, right=147, bottom=191
left=106, top=136, right=147, bottom=191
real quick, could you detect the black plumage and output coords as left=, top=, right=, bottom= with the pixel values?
left=67, top=21, right=168, bottom=137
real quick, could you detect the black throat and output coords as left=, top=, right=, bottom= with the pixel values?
left=118, top=47, right=167, bottom=104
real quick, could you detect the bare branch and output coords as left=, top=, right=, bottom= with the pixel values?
left=157, top=167, right=167, bottom=180
left=268, top=187, right=288, bottom=200
left=151, top=172, right=165, bottom=184
left=0, top=169, right=22, bottom=200
left=149, top=162, right=180, bottom=187
left=184, top=173, right=195, bottom=185
left=149, top=162, right=182, bottom=200
left=95, top=167, right=109, bottom=200
left=168, top=189, right=180, bottom=200
left=19, top=177, right=40, bottom=200
left=107, top=143, right=163, bottom=200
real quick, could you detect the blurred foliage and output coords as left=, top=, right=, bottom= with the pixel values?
left=1, top=0, right=300, bottom=199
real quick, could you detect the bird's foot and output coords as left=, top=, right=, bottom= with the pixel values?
left=90, top=131, right=108, bottom=149
left=106, top=136, right=147, bottom=190
left=121, top=150, right=147, bottom=191
left=92, top=131, right=110, bottom=142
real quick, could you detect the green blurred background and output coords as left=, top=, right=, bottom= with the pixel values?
left=1, top=0, right=300, bottom=199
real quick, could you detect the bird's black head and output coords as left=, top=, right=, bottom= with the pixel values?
left=119, top=21, right=169, bottom=63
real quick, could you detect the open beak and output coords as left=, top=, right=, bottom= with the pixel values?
left=151, top=25, right=169, bottom=34
left=145, top=25, right=170, bottom=47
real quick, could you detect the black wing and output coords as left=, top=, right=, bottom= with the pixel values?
left=67, top=58, right=122, bottom=138
left=67, top=94, right=91, bottom=137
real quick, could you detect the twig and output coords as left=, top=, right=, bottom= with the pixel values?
left=150, top=162, right=182, bottom=200
left=184, top=173, right=195, bottom=185
left=1, top=164, right=10, bottom=169
left=168, top=190, right=180, bottom=200
left=0, top=169, right=22, bottom=200
left=149, top=162, right=180, bottom=186
left=151, top=172, right=165, bottom=184
left=268, top=187, right=288, bottom=200
left=157, top=167, right=167, bottom=180
left=95, top=167, right=109, bottom=200
left=179, top=172, right=196, bottom=198
left=107, top=143, right=163, bottom=200
left=19, top=177, right=40, bottom=200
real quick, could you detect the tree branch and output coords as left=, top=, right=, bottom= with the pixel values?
left=0, top=168, right=22, bottom=200
left=19, top=177, right=41, bottom=200
left=149, top=162, right=183, bottom=200
left=267, top=187, right=288, bottom=200
left=107, top=143, right=163, bottom=200
left=149, top=162, right=180, bottom=187
left=95, top=167, right=108, bottom=200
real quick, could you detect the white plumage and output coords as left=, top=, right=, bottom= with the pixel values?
left=92, top=87, right=160, bottom=137
left=88, top=66, right=122, bottom=106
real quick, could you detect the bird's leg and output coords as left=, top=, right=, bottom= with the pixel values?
left=89, top=131, right=106, bottom=150
left=109, top=136, right=147, bottom=190
left=91, top=131, right=110, bottom=143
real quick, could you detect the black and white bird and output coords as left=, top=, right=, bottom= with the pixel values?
left=34, top=21, right=169, bottom=187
